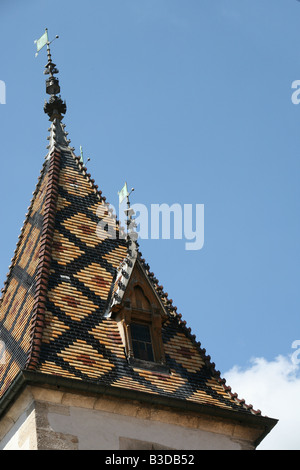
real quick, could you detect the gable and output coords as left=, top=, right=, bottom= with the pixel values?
left=110, top=260, right=168, bottom=318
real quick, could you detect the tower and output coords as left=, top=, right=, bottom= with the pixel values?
left=0, top=36, right=277, bottom=450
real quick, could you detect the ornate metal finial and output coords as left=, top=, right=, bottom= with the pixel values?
left=118, top=182, right=138, bottom=242
left=34, top=29, right=67, bottom=121
left=123, top=185, right=138, bottom=242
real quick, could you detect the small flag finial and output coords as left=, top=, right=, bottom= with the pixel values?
left=34, top=28, right=48, bottom=57
left=34, top=28, right=59, bottom=58
left=118, top=183, right=137, bottom=241
left=118, top=182, right=129, bottom=205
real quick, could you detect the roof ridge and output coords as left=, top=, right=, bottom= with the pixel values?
left=46, top=120, right=71, bottom=154
left=70, top=149, right=129, bottom=241
left=136, top=253, right=262, bottom=416
left=47, top=120, right=118, bottom=211
left=26, top=149, right=62, bottom=370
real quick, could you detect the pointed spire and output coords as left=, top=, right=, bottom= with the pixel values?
left=43, top=29, right=66, bottom=121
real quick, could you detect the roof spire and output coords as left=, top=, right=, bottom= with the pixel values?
left=38, top=28, right=66, bottom=121
left=34, top=29, right=72, bottom=153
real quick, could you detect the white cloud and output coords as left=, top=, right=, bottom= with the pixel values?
left=224, top=355, right=300, bottom=450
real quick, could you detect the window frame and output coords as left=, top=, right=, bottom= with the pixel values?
left=130, top=322, right=155, bottom=363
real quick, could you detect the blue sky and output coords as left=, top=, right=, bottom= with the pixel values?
left=0, top=0, right=300, bottom=449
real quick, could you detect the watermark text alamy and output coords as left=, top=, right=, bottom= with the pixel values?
left=96, top=202, right=204, bottom=251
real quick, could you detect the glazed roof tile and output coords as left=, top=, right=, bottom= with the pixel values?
left=0, top=119, right=270, bottom=423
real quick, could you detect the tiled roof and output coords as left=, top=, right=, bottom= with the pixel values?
left=0, top=119, right=266, bottom=420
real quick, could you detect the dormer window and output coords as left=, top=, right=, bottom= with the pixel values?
left=110, top=262, right=169, bottom=373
